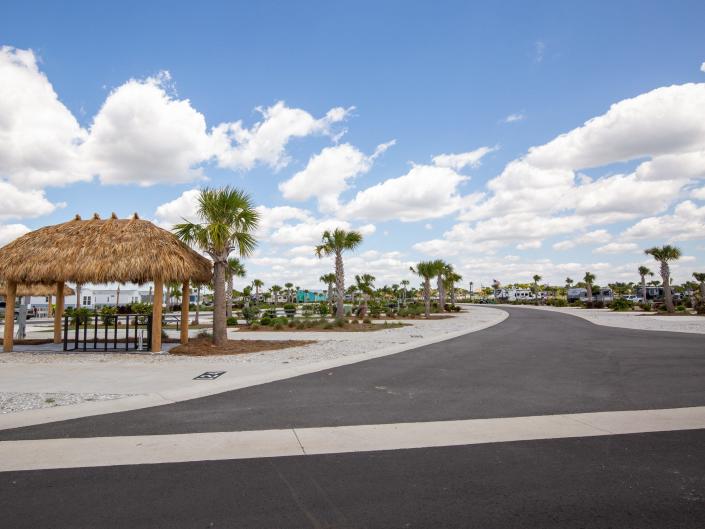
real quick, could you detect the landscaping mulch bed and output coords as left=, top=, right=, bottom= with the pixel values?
left=243, top=322, right=408, bottom=332
left=169, top=337, right=315, bottom=356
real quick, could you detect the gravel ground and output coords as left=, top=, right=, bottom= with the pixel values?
left=0, top=392, right=135, bottom=414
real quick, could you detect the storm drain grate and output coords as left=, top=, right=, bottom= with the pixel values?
left=194, top=371, right=226, bottom=380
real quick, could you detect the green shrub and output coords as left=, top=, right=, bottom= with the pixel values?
left=283, top=303, right=296, bottom=310
left=226, top=316, right=238, bottom=326
left=259, top=316, right=273, bottom=326
left=273, top=322, right=284, bottom=330
left=362, top=317, right=372, bottom=324
left=676, top=305, right=687, bottom=312
left=241, top=306, right=260, bottom=323
left=323, top=322, right=335, bottom=329
left=99, top=305, right=118, bottom=325
left=610, top=298, right=634, bottom=312
left=318, top=303, right=330, bottom=316
left=250, top=323, right=260, bottom=330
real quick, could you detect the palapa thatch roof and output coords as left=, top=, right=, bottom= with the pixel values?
left=0, top=213, right=212, bottom=285
left=0, top=282, right=75, bottom=297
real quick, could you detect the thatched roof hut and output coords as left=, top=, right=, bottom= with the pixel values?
left=0, top=283, right=74, bottom=297
left=0, top=213, right=212, bottom=352
left=0, top=213, right=211, bottom=284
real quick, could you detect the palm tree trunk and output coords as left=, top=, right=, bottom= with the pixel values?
left=641, top=277, right=647, bottom=303
left=661, top=262, right=674, bottom=313
left=335, top=252, right=345, bottom=319
left=212, top=258, right=227, bottom=345
left=424, top=278, right=431, bottom=318
left=587, top=284, right=593, bottom=303
left=451, top=284, right=456, bottom=304
left=437, top=276, right=445, bottom=311
left=195, top=285, right=201, bottom=324
left=225, top=271, right=233, bottom=319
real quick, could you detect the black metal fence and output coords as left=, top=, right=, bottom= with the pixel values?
left=63, top=313, right=153, bottom=352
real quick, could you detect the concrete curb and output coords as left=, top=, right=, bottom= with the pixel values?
left=0, top=306, right=508, bottom=430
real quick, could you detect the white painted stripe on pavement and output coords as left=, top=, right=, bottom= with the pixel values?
left=1, top=406, right=704, bottom=472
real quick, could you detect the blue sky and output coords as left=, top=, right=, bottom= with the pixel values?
left=2, top=1, right=705, bottom=290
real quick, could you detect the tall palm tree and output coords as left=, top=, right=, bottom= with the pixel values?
left=693, top=272, right=705, bottom=307
left=410, top=261, right=437, bottom=318
left=583, top=272, right=596, bottom=304
left=225, top=257, right=246, bottom=319
left=355, top=273, right=376, bottom=318
left=432, top=259, right=448, bottom=311
left=315, top=228, right=364, bottom=319
left=174, top=186, right=259, bottom=345
left=251, top=279, right=264, bottom=305
left=645, top=245, right=682, bottom=313
left=284, top=282, right=294, bottom=303
left=565, top=277, right=573, bottom=299
left=638, top=265, right=653, bottom=303
left=319, top=273, right=337, bottom=308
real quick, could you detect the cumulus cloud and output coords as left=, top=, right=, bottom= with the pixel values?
left=212, top=102, right=354, bottom=172
left=0, top=223, right=30, bottom=246
left=552, top=230, right=612, bottom=251
left=622, top=200, right=705, bottom=241
left=593, top=242, right=640, bottom=254
left=279, top=141, right=394, bottom=212
left=0, top=181, right=59, bottom=220
left=0, top=46, right=88, bottom=188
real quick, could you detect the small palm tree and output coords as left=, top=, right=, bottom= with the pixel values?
left=410, top=261, right=437, bottom=318
left=431, top=260, right=449, bottom=311
left=565, top=277, right=573, bottom=299
left=445, top=270, right=463, bottom=305
left=174, top=186, right=259, bottom=345
left=225, top=257, right=246, bottom=319
left=638, top=266, right=653, bottom=303
left=400, top=279, right=410, bottom=305
left=583, top=272, right=596, bottom=304
left=315, top=228, right=364, bottom=319
left=284, top=282, right=294, bottom=303
left=355, top=273, right=376, bottom=317
left=320, top=273, right=337, bottom=309
left=251, top=279, right=264, bottom=305
left=532, top=274, right=542, bottom=304
left=645, top=245, right=682, bottom=313
left=270, top=285, right=283, bottom=306
left=693, top=273, right=705, bottom=308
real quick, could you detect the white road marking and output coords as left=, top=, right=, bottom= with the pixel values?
left=1, top=406, right=704, bottom=472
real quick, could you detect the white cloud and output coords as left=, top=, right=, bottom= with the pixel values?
left=212, top=102, right=353, bottom=171
left=534, top=41, right=546, bottom=63
left=593, top=242, right=640, bottom=254
left=0, top=223, right=30, bottom=246
left=552, top=230, right=612, bottom=251
left=516, top=240, right=542, bottom=250
left=339, top=164, right=472, bottom=222
left=0, top=46, right=88, bottom=188
left=153, top=188, right=201, bottom=227
left=279, top=141, right=393, bottom=212
left=83, top=72, right=213, bottom=186
left=431, top=145, right=497, bottom=170
left=701, top=62, right=705, bottom=73
left=691, top=186, right=705, bottom=200
left=0, top=181, right=59, bottom=220
left=268, top=217, right=375, bottom=246
left=503, top=113, right=525, bottom=123
left=622, top=200, right=705, bottom=242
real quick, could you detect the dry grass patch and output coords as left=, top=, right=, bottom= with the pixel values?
left=169, top=337, right=314, bottom=356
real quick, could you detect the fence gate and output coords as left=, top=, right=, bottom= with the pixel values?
left=63, top=313, right=153, bottom=352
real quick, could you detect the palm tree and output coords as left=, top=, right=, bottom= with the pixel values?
left=251, top=279, right=264, bottom=305
left=410, top=261, right=437, bottom=318
left=445, top=270, right=463, bottom=305
left=431, top=259, right=448, bottom=311
left=693, top=273, right=705, bottom=308
left=225, top=257, right=246, bottom=319
left=320, top=273, right=337, bottom=309
left=270, top=285, right=283, bottom=306
left=638, top=266, right=653, bottom=303
left=284, top=282, right=294, bottom=303
left=400, top=279, right=410, bottom=305
left=644, top=245, right=682, bottom=313
left=565, top=277, right=573, bottom=299
left=315, top=228, right=364, bottom=319
left=583, top=272, right=596, bottom=304
left=532, top=274, right=542, bottom=304
left=174, top=186, right=259, bottom=345
left=355, top=273, right=376, bottom=318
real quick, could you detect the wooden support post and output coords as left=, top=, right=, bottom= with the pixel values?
left=3, top=281, right=16, bottom=352
left=180, top=281, right=190, bottom=345
left=53, top=282, right=65, bottom=344
left=152, top=278, right=163, bottom=353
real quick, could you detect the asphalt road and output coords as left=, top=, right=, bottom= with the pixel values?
left=2, top=307, right=704, bottom=440
left=2, top=429, right=704, bottom=529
